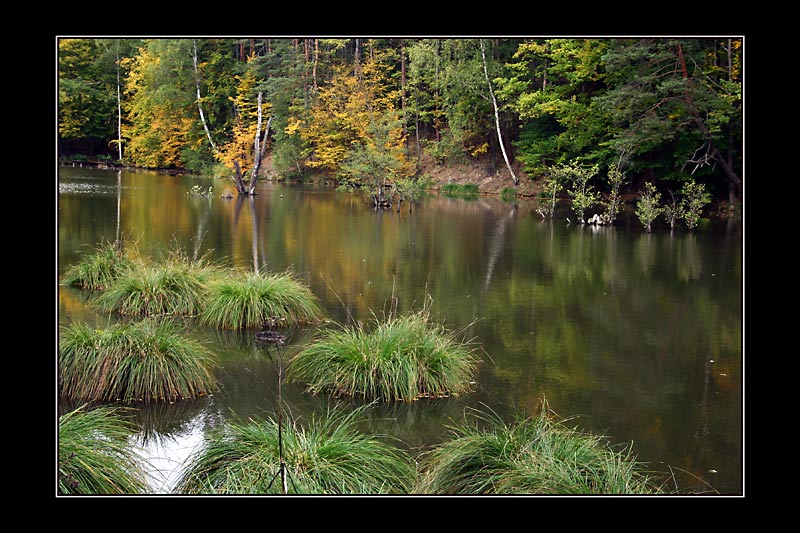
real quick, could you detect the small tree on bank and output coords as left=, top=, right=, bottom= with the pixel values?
left=636, top=182, right=662, bottom=233
left=663, top=190, right=681, bottom=230
left=536, top=171, right=563, bottom=219
left=563, top=161, right=599, bottom=224
left=679, top=179, right=711, bottom=231
left=603, top=166, right=627, bottom=224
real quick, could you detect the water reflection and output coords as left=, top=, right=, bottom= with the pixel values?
left=57, top=167, right=743, bottom=494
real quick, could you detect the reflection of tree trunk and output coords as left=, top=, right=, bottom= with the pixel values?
left=484, top=204, right=517, bottom=293
left=115, top=170, right=122, bottom=248
left=249, top=196, right=260, bottom=274
left=193, top=198, right=211, bottom=261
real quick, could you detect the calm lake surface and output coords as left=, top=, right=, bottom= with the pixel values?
left=57, top=166, right=744, bottom=495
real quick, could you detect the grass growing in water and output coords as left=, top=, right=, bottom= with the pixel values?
left=440, top=183, right=479, bottom=199
left=58, top=405, right=151, bottom=495
left=287, top=308, right=479, bottom=402
left=61, top=241, right=136, bottom=290
left=59, top=318, right=216, bottom=402
left=415, top=403, right=663, bottom=495
left=175, top=405, right=415, bottom=494
left=94, top=257, right=216, bottom=317
left=200, top=270, right=322, bottom=329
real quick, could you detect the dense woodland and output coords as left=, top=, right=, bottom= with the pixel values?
left=58, top=37, right=743, bottom=208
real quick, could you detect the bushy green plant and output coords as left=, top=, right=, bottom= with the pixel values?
left=500, top=187, right=517, bottom=202
left=679, top=179, right=712, bottom=231
left=563, top=162, right=599, bottom=224
left=200, top=270, right=322, bottom=329
left=61, top=241, right=137, bottom=291
left=603, top=166, right=627, bottom=224
left=440, top=183, right=461, bottom=197
left=93, top=256, right=217, bottom=317
left=175, top=405, right=415, bottom=494
left=58, top=405, right=151, bottom=495
left=288, top=308, right=478, bottom=402
left=536, top=172, right=563, bottom=219
left=636, top=182, right=663, bottom=233
left=415, top=403, right=663, bottom=495
left=59, top=318, right=217, bottom=402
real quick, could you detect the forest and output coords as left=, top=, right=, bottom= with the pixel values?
left=58, top=37, right=743, bottom=210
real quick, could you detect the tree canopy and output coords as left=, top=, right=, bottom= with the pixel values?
left=58, top=37, right=743, bottom=202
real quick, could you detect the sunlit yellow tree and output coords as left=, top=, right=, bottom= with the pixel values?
left=122, top=40, right=196, bottom=169
left=289, top=43, right=412, bottom=192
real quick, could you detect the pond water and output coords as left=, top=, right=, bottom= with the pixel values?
left=56, top=166, right=744, bottom=495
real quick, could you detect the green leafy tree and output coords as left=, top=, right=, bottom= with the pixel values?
left=498, top=39, right=613, bottom=175
left=597, top=38, right=742, bottom=202
left=603, top=165, right=627, bottom=224
left=679, top=179, right=711, bottom=231
left=59, top=38, right=141, bottom=159
left=636, top=182, right=663, bottom=233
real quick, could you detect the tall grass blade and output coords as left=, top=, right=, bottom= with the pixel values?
left=175, top=404, right=415, bottom=494
left=58, top=404, right=151, bottom=495
left=59, top=318, right=217, bottom=402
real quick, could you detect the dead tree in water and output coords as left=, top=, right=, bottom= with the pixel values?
left=233, top=91, right=272, bottom=196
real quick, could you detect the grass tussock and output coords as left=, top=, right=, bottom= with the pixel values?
left=93, top=257, right=218, bottom=317
left=200, top=270, right=322, bottom=329
left=58, top=405, right=151, bottom=495
left=175, top=405, right=415, bottom=494
left=61, top=241, right=137, bottom=290
left=415, top=402, right=663, bottom=495
left=59, top=318, right=217, bottom=402
left=287, top=308, right=479, bottom=402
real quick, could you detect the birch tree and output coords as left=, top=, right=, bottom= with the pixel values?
left=480, top=39, right=519, bottom=186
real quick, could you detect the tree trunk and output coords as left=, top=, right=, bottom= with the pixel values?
left=233, top=160, right=247, bottom=195
left=676, top=44, right=741, bottom=200
left=116, top=41, right=123, bottom=162
left=480, top=39, right=519, bottom=186
left=249, top=92, right=272, bottom=195
left=192, top=40, right=218, bottom=155
left=313, top=38, right=319, bottom=91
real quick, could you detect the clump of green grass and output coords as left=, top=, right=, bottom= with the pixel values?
left=460, top=183, right=479, bottom=198
left=500, top=187, right=518, bottom=202
left=93, top=258, right=214, bottom=317
left=415, top=403, right=663, bottom=495
left=287, top=308, right=479, bottom=402
left=59, top=318, right=217, bottom=402
left=58, top=404, right=151, bottom=495
left=175, top=405, right=415, bottom=494
left=440, top=183, right=460, bottom=197
left=200, top=270, right=322, bottom=329
left=61, top=241, right=137, bottom=290
left=441, top=183, right=479, bottom=200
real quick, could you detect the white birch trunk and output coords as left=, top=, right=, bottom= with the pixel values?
left=192, top=40, right=217, bottom=155
left=480, top=39, right=519, bottom=186
left=116, top=42, right=123, bottom=161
